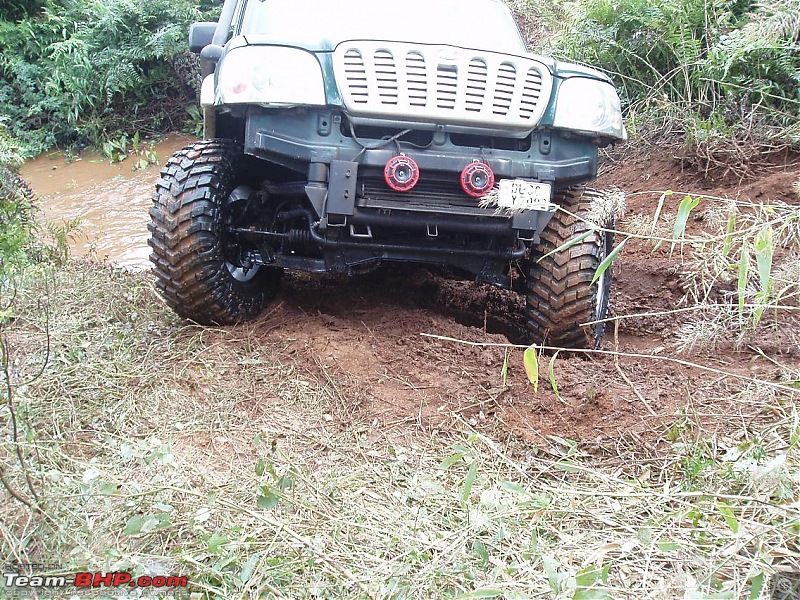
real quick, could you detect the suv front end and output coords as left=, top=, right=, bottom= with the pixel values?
left=149, top=0, right=626, bottom=348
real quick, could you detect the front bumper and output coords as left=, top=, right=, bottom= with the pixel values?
left=243, top=107, right=597, bottom=239
left=245, top=107, right=598, bottom=182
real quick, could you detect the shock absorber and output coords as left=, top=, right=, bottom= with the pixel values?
left=286, top=228, right=314, bottom=250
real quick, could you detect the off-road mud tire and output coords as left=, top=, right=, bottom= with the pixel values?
left=525, top=186, right=614, bottom=349
left=148, top=139, right=281, bottom=325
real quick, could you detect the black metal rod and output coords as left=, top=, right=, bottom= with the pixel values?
left=349, top=207, right=513, bottom=235
left=229, top=210, right=527, bottom=259
left=308, top=224, right=526, bottom=259
left=228, top=228, right=288, bottom=241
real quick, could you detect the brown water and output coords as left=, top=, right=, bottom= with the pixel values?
left=21, top=134, right=196, bottom=269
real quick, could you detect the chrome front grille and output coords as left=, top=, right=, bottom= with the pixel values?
left=333, top=41, right=553, bottom=133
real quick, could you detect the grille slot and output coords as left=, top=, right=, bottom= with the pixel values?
left=374, top=48, right=398, bottom=105
left=493, top=62, right=516, bottom=115
left=406, top=51, right=427, bottom=107
left=465, top=58, right=488, bottom=113
left=342, top=49, right=368, bottom=104
left=436, top=66, right=458, bottom=109
left=519, top=66, right=544, bottom=120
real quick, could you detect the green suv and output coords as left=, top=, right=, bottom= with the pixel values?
left=149, top=0, right=626, bottom=348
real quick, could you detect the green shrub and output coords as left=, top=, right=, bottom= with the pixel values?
left=0, top=0, right=46, bottom=21
left=554, top=0, right=799, bottom=148
left=0, top=0, right=218, bottom=154
left=0, top=121, right=35, bottom=277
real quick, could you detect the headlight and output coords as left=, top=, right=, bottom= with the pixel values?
left=216, top=47, right=326, bottom=106
left=553, top=78, right=626, bottom=141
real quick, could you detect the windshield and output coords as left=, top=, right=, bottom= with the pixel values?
left=239, top=0, right=527, bottom=53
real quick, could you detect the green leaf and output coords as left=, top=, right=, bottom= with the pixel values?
left=120, top=512, right=168, bottom=535
left=153, top=513, right=172, bottom=530
left=548, top=435, right=576, bottom=449
left=575, top=566, right=602, bottom=588
left=255, top=458, right=266, bottom=477
left=461, top=461, right=479, bottom=504
left=753, top=226, right=773, bottom=326
left=438, top=452, right=465, bottom=470
left=574, top=588, right=612, bottom=600
left=207, top=533, right=229, bottom=553
left=548, top=352, right=561, bottom=399
left=500, top=481, right=528, bottom=495
left=671, top=195, right=701, bottom=251
left=574, top=565, right=611, bottom=599
left=554, top=460, right=581, bottom=473
left=454, top=588, right=504, bottom=599
left=236, top=553, right=260, bottom=586
left=536, top=228, right=595, bottom=263
left=543, top=555, right=561, bottom=594
left=523, top=345, right=540, bottom=393
left=591, top=236, right=628, bottom=285
left=98, top=482, right=118, bottom=494
left=656, top=540, right=681, bottom=552
left=718, top=503, right=739, bottom=534
left=749, top=572, right=765, bottom=600
left=721, top=211, right=736, bottom=256
left=472, top=540, right=489, bottom=565
left=276, top=474, right=294, bottom=491
left=738, top=240, right=749, bottom=318
left=123, top=515, right=148, bottom=536
left=257, top=486, right=279, bottom=510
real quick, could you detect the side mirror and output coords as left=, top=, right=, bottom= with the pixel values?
left=200, top=44, right=224, bottom=77
left=189, top=22, right=217, bottom=54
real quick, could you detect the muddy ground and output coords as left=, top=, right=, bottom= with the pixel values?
left=25, top=142, right=800, bottom=450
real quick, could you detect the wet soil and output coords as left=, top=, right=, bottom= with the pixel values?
left=24, top=140, right=800, bottom=445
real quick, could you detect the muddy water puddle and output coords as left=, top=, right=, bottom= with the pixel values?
left=21, top=134, right=196, bottom=269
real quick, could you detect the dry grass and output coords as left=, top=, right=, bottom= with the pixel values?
left=612, top=186, right=800, bottom=353
left=1, top=261, right=799, bottom=599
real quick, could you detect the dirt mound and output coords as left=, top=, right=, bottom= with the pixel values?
left=207, top=150, right=797, bottom=445
left=26, top=142, right=800, bottom=445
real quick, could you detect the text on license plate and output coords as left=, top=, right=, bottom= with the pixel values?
left=496, top=180, right=554, bottom=211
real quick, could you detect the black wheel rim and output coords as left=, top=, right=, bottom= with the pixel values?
left=223, top=185, right=260, bottom=283
left=591, top=230, right=614, bottom=346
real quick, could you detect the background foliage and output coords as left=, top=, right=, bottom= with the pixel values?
left=0, top=120, right=34, bottom=276
left=0, top=0, right=218, bottom=155
left=552, top=0, right=800, bottom=152
left=0, top=0, right=797, bottom=158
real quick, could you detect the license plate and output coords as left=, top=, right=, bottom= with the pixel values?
left=496, top=179, right=553, bottom=211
